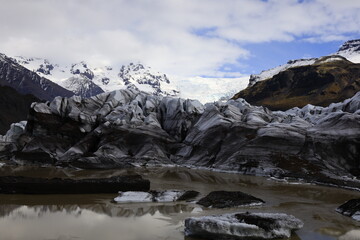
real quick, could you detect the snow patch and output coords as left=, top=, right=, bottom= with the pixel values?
left=249, top=58, right=316, bottom=86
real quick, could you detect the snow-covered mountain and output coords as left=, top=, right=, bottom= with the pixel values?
left=0, top=53, right=74, bottom=101
left=336, top=39, right=360, bottom=63
left=13, top=56, right=179, bottom=98
left=248, top=39, right=360, bottom=87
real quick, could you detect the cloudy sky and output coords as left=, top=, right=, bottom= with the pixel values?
left=1, top=0, right=360, bottom=80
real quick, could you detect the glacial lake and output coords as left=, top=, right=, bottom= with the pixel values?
left=0, top=165, right=360, bottom=240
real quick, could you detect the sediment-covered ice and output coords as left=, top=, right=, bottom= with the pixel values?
left=184, top=212, right=303, bottom=240
left=1, top=89, right=360, bottom=186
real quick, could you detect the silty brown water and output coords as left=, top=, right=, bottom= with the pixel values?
left=0, top=165, right=359, bottom=240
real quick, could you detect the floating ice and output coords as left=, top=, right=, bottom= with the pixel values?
left=114, top=190, right=199, bottom=203
left=185, top=212, right=303, bottom=240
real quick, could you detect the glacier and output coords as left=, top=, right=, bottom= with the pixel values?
left=0, top=89, right=359, bottom=189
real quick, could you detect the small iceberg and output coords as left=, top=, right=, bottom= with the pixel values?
left=185, top=212, right=303, bottom=240
left=114, top=190, right=199, bottom=203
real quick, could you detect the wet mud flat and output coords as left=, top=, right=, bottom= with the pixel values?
left=0, top=165, right=360, bottom=240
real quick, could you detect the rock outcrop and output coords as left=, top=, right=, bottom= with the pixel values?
left=184, top=212, right=303, bottom=240
left=1, top=89, right=360, bottom=188
left=197, top=191, right=264, bottom=208
left=0, top=175, right=150, bottom=194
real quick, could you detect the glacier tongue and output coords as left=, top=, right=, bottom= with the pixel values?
left=1, top=89, right=360, bottom=187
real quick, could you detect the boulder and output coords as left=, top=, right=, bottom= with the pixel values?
left=0, top=175, right=150, bottom=194
left=185, top=212, right=303, bottom=240
left=336, top=198, right=360, bottom=221
left=197, top=191, right=264, bottom=208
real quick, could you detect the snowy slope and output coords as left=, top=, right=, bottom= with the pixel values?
left=12, top=55, right=249, bottom=103
left=0, top=54, right=74, bottom=101
left=13, top=56, right=179, bottom=98
left=336, top=39, right=360, bottom=63
left=248, top=58, right=317, bottom=87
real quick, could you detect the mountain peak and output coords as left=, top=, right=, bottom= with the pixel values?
left=336, top=39, right=360, bottom=63
left=338, top=39, right=360, bottom=52
left=11, top=56, right=179, bottom=98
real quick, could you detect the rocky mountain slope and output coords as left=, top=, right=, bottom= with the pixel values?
left=13, top=56, right=179, bottom=98
left=247, top=39, right=360, bottom=88
left=233, top=39, right=360, bottom=110
left=1, top=89, right=359, bottom=188
left=233, top=56, right=360, bottom=110
left=0, top=86, right=39, bottom=135
left=0, top=53, right=74, bottom=101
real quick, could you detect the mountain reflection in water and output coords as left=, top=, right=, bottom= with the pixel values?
left=0, top=203, right=196, bottom=219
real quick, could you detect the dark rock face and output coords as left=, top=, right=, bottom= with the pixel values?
left=37, top=63, right=54, bottom=75
left=0, top=53, right=74, bottom=101
left=0, top=85, right=39, bottom=134
left=2, top=89, right=360, bottom=188
left=185, top=212, right=303, bottom=240
left=233, top=57, right=360, bottom=110
left=197, top=191, right=264, bottom=208
left=336, top=199, right=360, bottom=221
left=0, top=175, right=150, bottom=194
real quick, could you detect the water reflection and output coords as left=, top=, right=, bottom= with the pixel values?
left=0, top=205, right=181, bottom=240
left=0, top=203, right=198, bottom=218
left=1, top=165, right=360, bottom=239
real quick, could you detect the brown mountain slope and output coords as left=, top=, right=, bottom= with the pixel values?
left=232, top=57, right=360, bottom=110
left=0, top=85, right=40, bottom=134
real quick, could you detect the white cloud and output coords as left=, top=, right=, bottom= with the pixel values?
left=1, top=0, right=360, bottom=78
left=172, top=75, right=250, bottom=103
